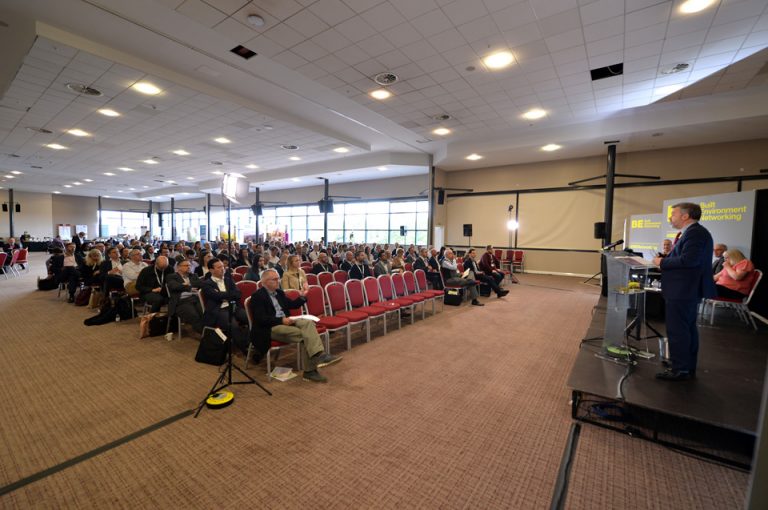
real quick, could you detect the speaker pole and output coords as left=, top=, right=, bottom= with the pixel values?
left=323, top=178, right=329, bottom=246
left=604, top=144, right=616, bottom=246
left=254, top=187, right=260, bottom=242
left=148, top=200, right=153, bottom=239
left=98, top=195, right=103, bottom=239
left=8, top=188, right=14, bottom=238
left=428, top=156, right=434, bottom=247
left=171, top=197, right=176, bottom=242
left=206, top=193, right=211, bottom=244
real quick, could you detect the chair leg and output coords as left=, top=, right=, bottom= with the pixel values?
left=346, top=325, right=351, bottom=350
left=397, top=310, right=401, bottom=329
left=366, top=319, right=371, bottom=342
left=245, top=343, right=253, bottom=370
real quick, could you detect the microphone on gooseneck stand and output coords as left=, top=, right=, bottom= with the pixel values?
left=601, top=239, right=624, bottom=251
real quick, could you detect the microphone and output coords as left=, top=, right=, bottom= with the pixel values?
left=601, top=239, right=624, bottom=251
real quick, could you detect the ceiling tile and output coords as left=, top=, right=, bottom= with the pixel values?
left=360, top=2, right=407, bottom=31
left=580, top=0, right=624, bottom=25
left=544, top=28, right=585, bottom=52
left=308, top=0, right=356, bottom=26
left=411, top=9, right=455, bottom=38
left=625, top=2, right=672, bottom=32
left=503, top=25, right=543, bottom=47
left=315, top=53, right=349, bottom=73
left=428, top=28, right=468, bottom=52
left=176, top=0, right=228, bottom=27
left=441, top=0, right=488, bottom=26
left=212, top=17, right=256, bottom=42
left=493, top=2, right=537, bottom=31
left=530, top=0, right=579, bottom=19
left=264, top=22, right=305, bottom=48
left=244, top=34, right=285, bottom=57
left=356, top=33, right=396, bottom=57
left=389, top=0, right=438, bottom=19
left=400, top=40, right=438, bottom=61
left=663, top=29, right=707, bottom=52
left=284, top=9, right=330, bottom=39
left=335, top=44, right=370, bottom=65
left=203, top=0, right=247, bottom=15
left=583, top=16, right=625, bottom=42
left=335, top=66, right=368, bottom=84
left=252, top=0, right=303, bottom=20
left=311, top=28, right=353, bottom=53
left=539, top=9, right=583, bottom=39
left=335, top=15, right=378, bottom=42
left=341, top=0, right=385, bottom=14
left=625, top=22, right=668, bottom=47
left=713, top=0, right=768, bottom=27
left=457, top=16, right=498, bottom=44
left=586, top=35, right=623, bottom=57
left=291, top=39, right=330, bottom=61
left=382, top=22, right=423, bottom=47
left=377, top=49, right=411, bottom=68
left=706, top=19, right=756, bottom=43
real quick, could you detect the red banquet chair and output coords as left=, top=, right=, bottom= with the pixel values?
left=391, top=272, right=425, bottom=321
left=14, top=248, right=29, bottom=274
left=232, top=272, right=244, bottom=283
left=345, top=279, right=388, bottom=336
left=332, top=270, right=348, bottom=284
left=362, top=277, right=401, bottom=330
left=305, top=273, right=319, bottom=286
left=5, top=250, right=20, bottom=278
left=235, top=279, right=259, bottom=308
left=234, top=266, right=249, bottom=277
left=378, top=274, right=418, bottom=324
left=414, top=269, right=445, bottom=312
left=304, top=285, right=349, bottom=353
left=325, top=282, right=370, bottom=347
left=403, top=270, right=440, bottom=315
left=317, top=271, right=334, bottom=288
left=512, top=250, right=525, bottom=273
left=0, top=252, right=8, bottom=279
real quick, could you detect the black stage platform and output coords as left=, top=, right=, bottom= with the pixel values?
left=568, top=297, right=767, bottom=468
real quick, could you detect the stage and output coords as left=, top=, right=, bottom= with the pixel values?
left=567, top=297, right=767, bottom=468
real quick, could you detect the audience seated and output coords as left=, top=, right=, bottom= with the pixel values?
left=714, top=249, right=755, bottom=299
left=121, top=249, right=147, bottom=296
left=166, top=259, right=204, bottom=333
left=136, top=255, right=173, bottom=312
left=200, top=258, right=249, bottom=351
left=374, top=250, right=393, bottom=276
left=101, top=247, right=126, bottom=294
left=712, top=243, right=727, bottom=274
left=658, top=238, right=673, bottom=258
left=282, top=254, right=309, bottom=291
left=311, top=252, right=333, bottom=274
left=479, top=245, right=508, bottom=286
left=339, top=251, right=355, bottom=272
left=349, top=250, right=373, bottom=280
left=464, top=248, right=508, bottom=298
left=441, top=249, right=482, bottom=306
left=391, top=248, right=405, bottom=273
left=413, top=247, right=442, bottom=290
left=52, top=243, right=83, bottom=302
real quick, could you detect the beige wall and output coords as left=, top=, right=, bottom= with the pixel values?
left=439, top=139, right=768, bottom=276
left=0, top=191, right=53, bottom=239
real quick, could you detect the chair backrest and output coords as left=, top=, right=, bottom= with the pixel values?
left=317, top=271, right=334, bottom=288
left=457, top=262, right=464, bottom=273
left=744, top=269, right=763, bottom=304
left=404, top=262, right=413, bottom=272
left=505, top=249, right=515, bottom=261
left=232, top=272, right=244, bottom=283
left=0, top=252, right=7, bottom=266
left=234, top=266, right=249, bottom=276
left=414, top=269, right=429, bottom=292
left=284, top=289, right=304, bottom=317
left=9, top=250, right=19, bottom=265
left=391, top=273, right=408, bottom=298
left=306, top=273, right=318, bottom=286
left=236, top=280, right=258, bottom=308
left=333, top=270, right=348, bottom=283
left=514, top=250, right=524, bottom=262
left=494, top=249, right=503, bottom=260
left=377, top=274, right=396, bottom=300
left=304, top=285, right=328, bottom=318
left=345, top=279, right=367, bottom=308
left=363, top=277, right=383, bottom=305
left=325, top=282, right=349, bottom=314
left=300, top=263, right=313, bottom=272
left=403, top=271, right=419, bottom=294
left=197, top=289, right=206, bottom=313
left=15, top=249, right=28, bottom=263
left=244, top=296, right=253, bottom=328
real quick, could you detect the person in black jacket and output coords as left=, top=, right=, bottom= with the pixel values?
left=348, top=251, right=372, bottom=280
left=339, top=251, right=355, bottom=272
left=166, top=260, right=204, bottom=333
left=136, top=256, right=174, bottom=312
left=249, top=269, right=340, bottom=383
left=414, top=247, right=442, bottom=290
left=100, top=247, right=125, bottom=293
left=464, top=249, right=508, bottom=298
left=50, top=243, right=84, bottom=301
left=311, top=252, right=333, bottom=274
left=199, top=258, right=249, bottom=350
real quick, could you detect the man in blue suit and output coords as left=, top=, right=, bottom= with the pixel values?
left=653, top=202, right=716, bottom=381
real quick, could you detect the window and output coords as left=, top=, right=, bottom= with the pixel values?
left=99, top=210, right=150, bottom=239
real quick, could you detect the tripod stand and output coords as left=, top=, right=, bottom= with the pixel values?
left=194, top=300, right=271, bottom=418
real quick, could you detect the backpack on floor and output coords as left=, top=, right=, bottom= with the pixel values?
left=74, top=286, right=91, bottom=306
left=84, top=303, right=118, bottom=326
left=37, top=276, right=58, bottom=291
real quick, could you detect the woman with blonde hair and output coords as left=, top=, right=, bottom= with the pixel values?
left=78, top=248, right=103, bottom=288
left=714, top=249, right=755, bottom=299
left=281, top=254, right=308, bottom=291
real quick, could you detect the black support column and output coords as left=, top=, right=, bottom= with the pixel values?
left=604, top=144, right=616, bottom=246
left=98, top=195, right=103, bottom=239
left=170, top=197, right=176, bottom=242
left=8, top=189, right=14, bottom=238
left=323, top=178, right=329, bottom=244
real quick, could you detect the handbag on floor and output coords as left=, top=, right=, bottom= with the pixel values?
left=444, top=287, right=464, bottom=306
left=74, top=286, right=91, bottom=306
left=139, top=313, right=176, bottom=338
left=37, top=276, right=58, bottom=291
left=88, top=289, right=103, bottom=309
left=195, top=327, right=229, bottom=365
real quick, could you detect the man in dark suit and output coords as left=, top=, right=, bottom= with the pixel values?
left=653, top=202, right=716, bottom=381
left=348, top=251, right=372, bottom=280
left=311, top=252, right=333, bottom=274
left=712, top=243, right=727, bottom=274
left=166, top=259, right=204, bottom=333
left=72, top=232, right=86, bottom=254
left=200, top=258, right=248, bottom=350
left=464, top=248, right=508, bottom=298
left=249, top=269, right=340, bottom=383
left=413, top=247, right=442, bottom=290
left=136, top=255, right=174, bottom=312
left=339, top=251, right=355, bottom=272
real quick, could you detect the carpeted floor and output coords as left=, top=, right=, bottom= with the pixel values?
left=0, top=255, right=749, bottom=508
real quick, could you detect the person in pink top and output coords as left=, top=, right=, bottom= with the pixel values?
left=714, top=249, right=755, bottom=299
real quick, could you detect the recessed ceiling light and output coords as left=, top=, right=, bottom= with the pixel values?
left=370, top=89, right=392, bottom=100
left=182, top=192, right=189, bottom=195
left=172, top=149, right=190, bottom=156
left=246, top=164, right=259, bottom=169
left=166, top=180, right=176, bottom=184
left=679, top=0, right=716, bottom=14
left=291, top=178, right=301, bottom=182
left=117, top=190, right=124, bottom=193
left=53, top=191, right=61, bottom=194
left=214, top=137, right=231, bottom=144
left=129, top=187, right=136, bottom=191
left=45, top=143, right=67, bottom=150
left=83, top=178, right=93, bottom=182
left=212, top=170, right=224, bottom=175
left=10, top=170, right=21, bottom=175
left=103, top=195, right=111, bottom=198
left=187, top=176, right=195, bottom=180
left=541, top=144, right=561, bottom=151
left=483, top=51, right=514, bottom=70
left=132, top=82, right=161, bottom=95
left=103, top=172, right=115, bottom=176
left=654, top=84, right=685, bottom=96
left=246, top=14, right=265, bottom=27
left=432, top=127, right=451, bottom=136
left=4, top=175, right=14, bottom=179
left=289, top=156, right=301, bottom=161
left=143, top=185, right=149, bottom=188
left=142, top=159, right=159, bottom=165
left=63, top=184, right=72, bottom=188
left=118, top=167, right=134, bottom=172
left=333, top=147, right=350, bottom=153
left=377, top=166, right=388, bottom=171
left=98, top=108, right=120, bottom=117
left=522, top=108, right=547, bottom=120
left=73, top=182, right=82, bottom=185
left=466, top=154, right=483, bottom=161
left=67, top=128, right=90, bottom=137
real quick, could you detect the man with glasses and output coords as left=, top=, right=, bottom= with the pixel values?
left=249, top=269, right=341, bottom=383
left=200, top=259, right=249, bottom=350
left=166, top=259, right=204, bottom=333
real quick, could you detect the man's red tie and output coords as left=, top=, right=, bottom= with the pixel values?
left=672, top=231, right=682, bottom=246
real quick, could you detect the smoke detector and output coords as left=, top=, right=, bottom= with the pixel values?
left=660, top=63, right=690, bottom=75
left=374, top=72, right=398, bottom=86
left=281, top=144, right=300, bottom=150
left=432, top=114, right=452, bottom=121
left=65, top=83, right=102, bottom=96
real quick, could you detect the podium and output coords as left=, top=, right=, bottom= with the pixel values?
left=602, top=251, right=656, bottom=354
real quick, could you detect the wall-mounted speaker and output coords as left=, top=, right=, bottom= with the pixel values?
left=158, top=214, right=163, bottom=227
left=15, top=204, right=20, bottom=213
left=1, top=204, right=7, bottom=212
left=318, top=199, right=334, bottom=213
left=399, top=226, right=406, bottom=236
left=594, top=222, right=606, bottom=239
left=437, top=189, right=445, bottom=205
left=250, top=204, right=263, bottom=216
left=463, top=224, right=473, bottom=237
